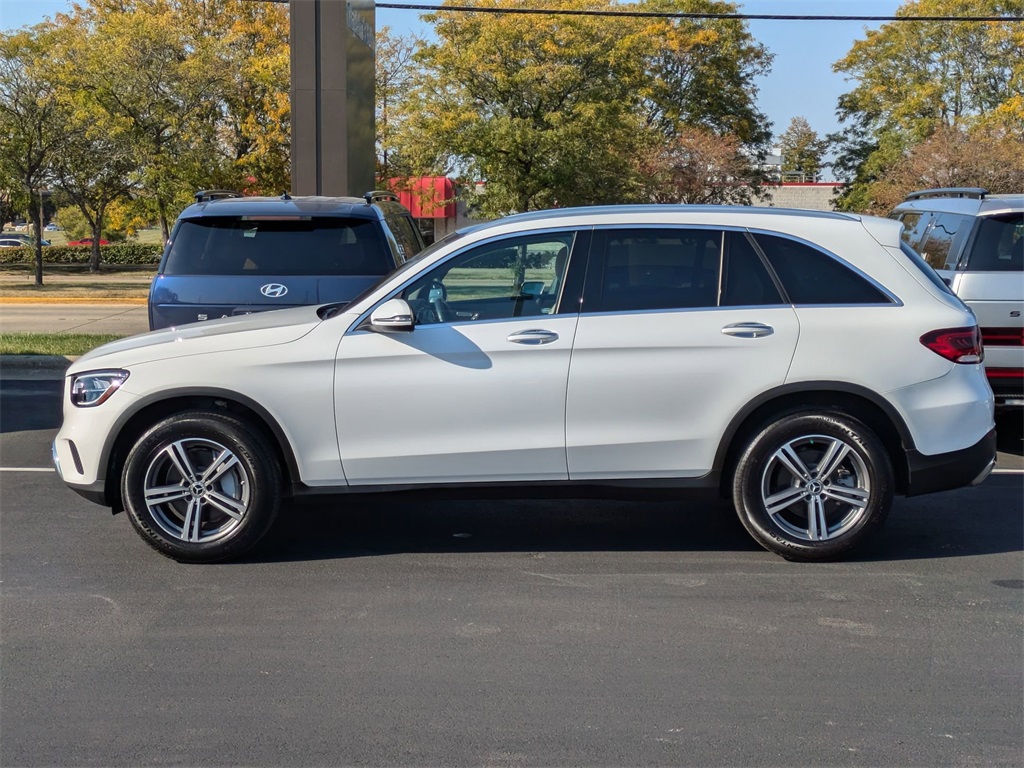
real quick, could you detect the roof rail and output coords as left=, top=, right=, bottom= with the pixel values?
left=194, top=189, right=241, bottom=203
left=364, top=190, right=399, bottom=205
left=904, top=187, right=989, bottom=201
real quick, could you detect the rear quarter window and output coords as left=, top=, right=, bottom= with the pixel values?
left=753, top=233, right=891, bottom=305
left=163, top=217, right=389, bottom=276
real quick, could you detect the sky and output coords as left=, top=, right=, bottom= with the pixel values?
left=0, top=0, right=904, bottom=175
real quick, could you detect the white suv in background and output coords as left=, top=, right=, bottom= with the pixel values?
left=891, top=188, right=1024, bottom=408
left=53, top=206, right=996, bottom=563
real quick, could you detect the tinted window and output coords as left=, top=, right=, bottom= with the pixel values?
left=897, top=211, right=932, bottom=249
left=964, top=214, right=1024, bottom=272
left=754, top=233, right=890, bottom=305
left=385, top=214, right=425, bottom=262
left=899, top=241, right=957, bottom=297
left=164, top=217, right=389, bottom=276
left=721, top=232, right=785, bottom=306
left=589, top=228, right=721, bottom=312
left=919, top=213, right=971, bottom=270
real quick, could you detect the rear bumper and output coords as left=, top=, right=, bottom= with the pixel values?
left=905, top=427, right=997, bottom=496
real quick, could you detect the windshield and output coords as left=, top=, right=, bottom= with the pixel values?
left=164, top=216, right=389, bottom=276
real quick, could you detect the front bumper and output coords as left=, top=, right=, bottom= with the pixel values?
left=53, top=439, right=110, bottom=506
left=905, top=427, right=997, bottom=497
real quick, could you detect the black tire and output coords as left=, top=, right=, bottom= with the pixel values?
left=732, top=410, right=894, bottom=561
left=121, top=409, right=281, bottom=562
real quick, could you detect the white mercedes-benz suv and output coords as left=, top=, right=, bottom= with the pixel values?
left=53, top=206, right=996, bottom=563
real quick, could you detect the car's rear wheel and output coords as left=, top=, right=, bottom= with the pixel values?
left=121, top=410, right=281, bottom=562
left=732, top=410, right=894, bottom=561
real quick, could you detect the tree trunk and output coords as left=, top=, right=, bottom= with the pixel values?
left=29, top=194, right=43, bottom=287
left=89, top=214, right=103, bottom=272
left=158, top=197, right=170, bottom=244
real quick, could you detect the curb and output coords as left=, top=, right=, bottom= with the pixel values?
left=0, top=297, right=147, bottom=305
left=0, top=354, right=77, bottom=380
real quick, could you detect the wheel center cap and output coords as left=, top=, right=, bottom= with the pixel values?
left=807, top=480, right=824, bottom=496
left=190, top=482, right=206, bottom=498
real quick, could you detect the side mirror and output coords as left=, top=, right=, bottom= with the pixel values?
left=369, top=298, right=415, bottom=333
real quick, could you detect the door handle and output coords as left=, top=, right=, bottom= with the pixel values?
left=507, top=329, right=559, bottom=345
left=721, top=322, right=774, bottom=338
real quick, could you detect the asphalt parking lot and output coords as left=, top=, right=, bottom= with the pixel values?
left=1, top=374, right=1021, bottom=767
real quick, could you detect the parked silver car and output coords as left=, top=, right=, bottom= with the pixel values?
left=891, top=188, right=1023, bottom=408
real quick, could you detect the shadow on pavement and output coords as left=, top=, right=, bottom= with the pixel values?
left=247, top=475, right=1023, bottom=565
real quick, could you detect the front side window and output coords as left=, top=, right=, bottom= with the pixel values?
left=586, top=228, right=722, bottom=312
left=401, top=232, right=575, bottom=325
left=164, top=216, right=388, bottom=276
left=753, top=233, right=891, bottom=305
left=963, top=214, right=1024, bottom=272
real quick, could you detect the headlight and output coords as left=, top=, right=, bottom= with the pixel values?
left=70, top=370, right=129, bottom=407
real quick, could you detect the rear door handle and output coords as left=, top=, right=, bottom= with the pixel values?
left=507, top=329, right=559, bottom=345
left=721, top=322, right=774, bottom=338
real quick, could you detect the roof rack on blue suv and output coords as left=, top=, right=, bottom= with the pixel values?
left=150, top=191, right=425, bottom=330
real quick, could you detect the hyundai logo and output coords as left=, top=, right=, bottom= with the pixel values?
left=260, top=283, right=288, bottom=298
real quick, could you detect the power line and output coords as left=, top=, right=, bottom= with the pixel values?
left=376, top=3, right=1023, bottom=22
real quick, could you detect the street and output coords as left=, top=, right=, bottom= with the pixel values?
left=1, top=378, right=1022, bottom=767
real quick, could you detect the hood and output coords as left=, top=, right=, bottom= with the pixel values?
left=70, top=304, right=325, bottom=373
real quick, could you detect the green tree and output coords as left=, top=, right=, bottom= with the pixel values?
left=0, top=27, right=73, bottom=285
left=376, top=27, right=423, bottom=180
left=397, top=0, right=772, bottom=216
left=831, top=0, right=1024, bottom=210
left=778, top=116, right=828, bottom=181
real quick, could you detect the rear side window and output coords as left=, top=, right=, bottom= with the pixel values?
left=721, top=232, right=785, bottom=306
left=753, top=233, right=891, bottom=305
left=896, top=211, right=932, bottom=249
left=588, top=228, right=721, bottom=312
left=919, top=213, right=971, bottom=270
left=899, top=241, right=957, bottom=296
left=385, top=214, right=424, bottom=262
left=964, top=214, right=1024, bottom=272
left=163, top=217, right=389, bottom=276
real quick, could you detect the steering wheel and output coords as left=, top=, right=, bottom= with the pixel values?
left=426, top=279, right=454, bottom=323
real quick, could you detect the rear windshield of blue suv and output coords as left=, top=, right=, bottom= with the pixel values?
left=164, top=216, right=391, bottom=276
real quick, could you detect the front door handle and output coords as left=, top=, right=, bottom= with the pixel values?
left=507, top=329, right=559, bottom=345
left=721, top=322, right=774, bottom=339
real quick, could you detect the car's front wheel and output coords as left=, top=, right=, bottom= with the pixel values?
left=732, top=410, right=894, bottom=561
left=121, top=410, right=281, bottom=562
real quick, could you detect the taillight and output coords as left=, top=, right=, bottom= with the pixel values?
left=920, top=327, right=984, bottom=364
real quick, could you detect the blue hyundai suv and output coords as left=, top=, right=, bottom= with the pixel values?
left=148, top=191, right=425, bottom=330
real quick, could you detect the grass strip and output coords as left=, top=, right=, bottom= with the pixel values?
left=0, top=333, right=125, bottom=356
